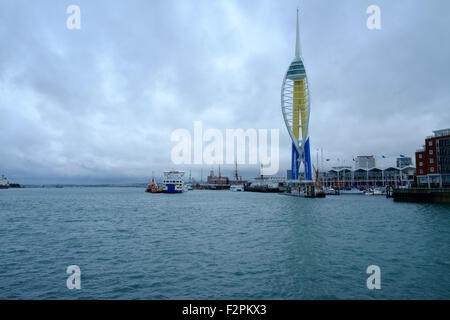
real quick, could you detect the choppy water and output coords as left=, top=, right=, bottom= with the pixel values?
left=0, top=187, right=449, bottom=299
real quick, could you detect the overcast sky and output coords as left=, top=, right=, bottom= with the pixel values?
left=1, top=0, right=449, bottom=184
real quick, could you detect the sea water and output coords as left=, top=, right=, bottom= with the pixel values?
left=0, top=187, right=449, bottom=299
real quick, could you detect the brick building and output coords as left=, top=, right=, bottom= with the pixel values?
left=415, top=128, right=450, bottom=187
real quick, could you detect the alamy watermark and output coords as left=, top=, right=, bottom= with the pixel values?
left=171, top=121, right=280, bottom=175
left=66, top=265, right=81, bottom=290
left=366, top=5, right=381, bottom=30
left=66, top=5, right=81, bottom=30
left=366, top=265, right=381, bottom=290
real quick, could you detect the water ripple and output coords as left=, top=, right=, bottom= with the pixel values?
left=0, top=188, right=449, bottom=299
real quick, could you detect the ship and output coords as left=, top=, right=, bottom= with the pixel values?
left=244, top=165, right=286, bottom=193
left=0, top=175, right=10, bottom=189
left=230, top=162, right=246, bottom=191
left=206, top=167, right=230, bottom=190
left=145, top=178, right=162, bottom=193
left=162, top=171, right=185, bottom=193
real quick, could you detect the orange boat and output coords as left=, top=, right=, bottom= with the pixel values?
left=145, top=178, right=162, bottom=193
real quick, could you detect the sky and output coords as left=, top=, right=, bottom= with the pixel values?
left=1, top=0, right=449, bottom=184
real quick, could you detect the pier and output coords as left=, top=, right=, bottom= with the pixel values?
left=393, top=188, right=450, bottom=204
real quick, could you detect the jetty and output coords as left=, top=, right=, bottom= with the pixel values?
left=393, top=188, right=450, bottom=204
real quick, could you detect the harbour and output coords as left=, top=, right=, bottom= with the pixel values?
left=0, top=187, right=449, bottom=299
left=0, top=0, right=449, bottom=305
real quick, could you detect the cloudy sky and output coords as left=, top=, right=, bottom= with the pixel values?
left=1, top=0, right=449, bottom=184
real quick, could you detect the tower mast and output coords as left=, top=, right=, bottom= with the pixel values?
left=295, top=8, right=302, bottom=59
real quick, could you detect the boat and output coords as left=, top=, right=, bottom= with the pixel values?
left=145, top=178, right=162, bottom=193
left=285, top=188, right=307, bottom=197
left=283, top=185, right=325, bottom=198
left=0, top=175, right=10, bottom=189
left=162, top=171, right=185, bottom=193
left=363, top=187, right=387, bottom=196
left=206, top=184, right=230, bottom=190
left=341, top=188, right=364, bottom=195
left=325, top=187, right=339, bottom=195
left=230, top=184, right=244, bottom=192
left=206, top=167, right=230, bottom=190
left=373, top=187, right=387, bottom=196
left=244, top=180, right=280, bottom=192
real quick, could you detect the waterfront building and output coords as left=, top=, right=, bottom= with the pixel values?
left=320, top=166, right=415, bottom=188
left=415, top=128, right=450, bottom=188
left=397, top=156, right=412, bottom=168
left=355, top=156, right=376, bottom=170
left=281, top=9, right=312, bottom=181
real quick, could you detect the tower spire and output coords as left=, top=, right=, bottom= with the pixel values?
left=295, top=8, right=302, bottom=59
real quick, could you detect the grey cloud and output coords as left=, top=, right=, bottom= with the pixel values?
left=0, top=0, right=449, bottom=183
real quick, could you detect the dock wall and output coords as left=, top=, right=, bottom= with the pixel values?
left=393, top=188, right=450, bottom=204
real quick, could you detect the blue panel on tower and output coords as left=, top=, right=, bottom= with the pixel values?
left=291, top=143, right=300, bottom=180
left=304, top=138, right=312, bottom=180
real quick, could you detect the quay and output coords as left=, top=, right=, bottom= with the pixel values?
left=393, top=188, right=450, bottom=204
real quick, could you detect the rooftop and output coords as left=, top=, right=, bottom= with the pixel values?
left=433, top=128, right=450, bottom=137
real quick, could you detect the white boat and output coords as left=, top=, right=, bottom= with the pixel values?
left=373, top=187, right=387, bottom=196
left=363, top=187, right=386, bottom=196
left=230, top=184, right=244, bottom=192
left=325, top=187, right=339, bottom=195
left=287, top=189, right=307, bottom=197
left=341, top=188, right=364, bottom=195
left=162, top=171, right=185, bottom=193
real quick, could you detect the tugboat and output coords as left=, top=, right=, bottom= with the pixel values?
left=145, top=178, right=162, bottom=193
left=0, top=175, right=10, bottom=189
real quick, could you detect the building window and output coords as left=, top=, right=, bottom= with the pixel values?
left=430, top=167, right=435, bottom=173
left=428, top=141, right=433, bottom=146
left=429, top=150, right=433, bottom=155
left=430, top=158, right=434, bottom=164
left=419, top=154, right=422, bottom=159
left=419, top=170, right=423, bottom=174
left=419, top=162, right=423, bottom=166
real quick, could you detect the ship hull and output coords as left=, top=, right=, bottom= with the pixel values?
left=163, top=183, right=183, bottom=193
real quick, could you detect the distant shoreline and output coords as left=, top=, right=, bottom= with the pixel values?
left=19, top=184, right=148, bottom=188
